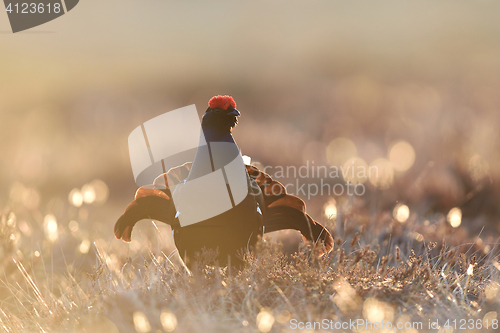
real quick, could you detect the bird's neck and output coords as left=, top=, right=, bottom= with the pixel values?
left=187, top=128, right=239, bottom=180
left=201, top=126, right=235, bottom=143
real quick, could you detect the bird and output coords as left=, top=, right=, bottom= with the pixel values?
left=114, top=95, right=333, bottom=268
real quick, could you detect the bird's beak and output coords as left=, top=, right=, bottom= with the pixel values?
left=227, top=109, right=241, bottom=116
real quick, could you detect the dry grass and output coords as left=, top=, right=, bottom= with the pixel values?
left=1, top=196, right=500, bottom=333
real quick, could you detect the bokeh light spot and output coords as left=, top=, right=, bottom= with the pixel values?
left=133, top=311, right=151, bottom=333
left=331, top=278, right=361, bottom=313
left=388, top=140, right=415, bottom=172
left=68, top=220, right=79, bottom=233
left=363, top=298, right=394, bottom=323
left=393, top=204, right=410, bottom=223
left=485, top=282, right=499, bottom=300
left=79, top=239, right=91, bottom=254
left=326, top=137, right=357, bottom=166
left=160, top=311, right=177, bottom=332
left=91, top=179, right=109, bottom=204
left=369, top=158, right=394, bottom=189
left=468, top=154, right=490, bottom=182
left=483, top=311, right=497, bottom=325
left=81, top=184, right=96, bottom=204
left=447, top=207, right=462, bottom=228
left=43, top=214, right=58, bottom=242
left=69, top=188, right=83, bottom=207
left=342, top=157, right=368, bottom=184
left=256, top=309, right=275, bottom=333
left=323, top=199, right=337, bottom=219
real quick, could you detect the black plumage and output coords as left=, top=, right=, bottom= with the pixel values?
left=114, top=97, right=333, bottom=268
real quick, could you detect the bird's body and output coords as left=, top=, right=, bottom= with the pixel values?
left=115, top=96, right=333, bottom=268
left=172, top=106, right=264, bottom=266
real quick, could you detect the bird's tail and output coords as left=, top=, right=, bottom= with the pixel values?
left=246, top=165, right=334, bottom=254
left=114, top=163, right=191, bottom=242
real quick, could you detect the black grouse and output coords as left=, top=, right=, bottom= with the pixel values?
left=114, top=95, right=333, bottom=268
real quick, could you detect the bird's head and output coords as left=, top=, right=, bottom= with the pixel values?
left=202, top=95, right=241, bottom=135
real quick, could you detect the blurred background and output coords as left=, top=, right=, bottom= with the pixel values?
left=1, top=0, right=500, bottom=284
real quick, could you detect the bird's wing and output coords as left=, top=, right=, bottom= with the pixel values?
left=115, top=162, right=333, bottom=253
left=246, top=165, right=334, bottom=254
left=114, top=162, right=192, bottom=242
